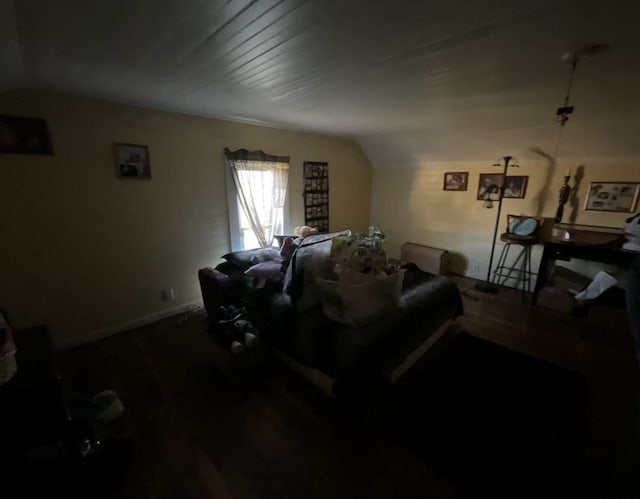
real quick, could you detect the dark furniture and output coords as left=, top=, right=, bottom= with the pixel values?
left=533, top=224, right=638, bottom=305
left=0, top=326, right=69, bottom=494
left=199, top=232, right=464, bottom=413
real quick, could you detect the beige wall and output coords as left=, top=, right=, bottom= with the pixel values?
left=0, top=89, right=372, bottom=348
left=372, top=158, right=640, bottom=282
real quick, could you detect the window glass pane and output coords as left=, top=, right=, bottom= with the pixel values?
left=236, top=165, right=284, bottom=249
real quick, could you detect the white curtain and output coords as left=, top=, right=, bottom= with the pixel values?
left=225, top=149, right=289, bottom=248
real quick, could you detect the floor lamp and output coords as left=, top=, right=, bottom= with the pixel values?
left=475, top=155, right=519, bottom=293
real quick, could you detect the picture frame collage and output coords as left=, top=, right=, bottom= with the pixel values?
left=443, top=171, right=530, bottom=200
left=444, top=171, right=640, bottom=213
left=303, top=161, right=329, bottom=233
left=477, top=174, right=528, bottom=200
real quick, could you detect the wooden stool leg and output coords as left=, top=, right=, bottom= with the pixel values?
left=520, top=245, right=527, bottom=301
left=492, top=243, right=510, bottom=284
left=520, top=244, right=534, bottom=302
left=526, top=244, right=533, bottom=293
left=501, top=245, right=526, bottom=286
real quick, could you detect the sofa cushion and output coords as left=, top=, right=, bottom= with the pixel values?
left=222, top=247, right=281, bottom=271
left=245, top=260, right=284, bottom=288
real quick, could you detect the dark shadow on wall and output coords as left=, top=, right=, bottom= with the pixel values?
left=528, top=147, right=556, bottom=217
left=447, top=252, right=469, bottom=276
left=568, top=165, right=585, bottom=224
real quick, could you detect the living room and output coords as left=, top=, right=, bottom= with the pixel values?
left=2, top=0, right=640, bottom=497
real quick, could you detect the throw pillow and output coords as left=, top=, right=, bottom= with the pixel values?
left=509, top=217, right=539, bottom=237
left=279, top=236, right=298, bottom=260
left=245, top=260, right=284, bottom=288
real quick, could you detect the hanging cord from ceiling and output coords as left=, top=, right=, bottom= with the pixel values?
left=530, top=44, right=608, bottom=218
left=548, top=55, right=579, bottom=161
left=556, top=56, right=579, bottom=128
left=551, top=44, right=609, bottom=160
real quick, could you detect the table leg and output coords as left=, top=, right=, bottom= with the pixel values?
left=533, top=245, right=553, bottom=305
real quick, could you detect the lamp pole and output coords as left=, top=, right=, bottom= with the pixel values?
left=476, top=155, right=517, bottom=293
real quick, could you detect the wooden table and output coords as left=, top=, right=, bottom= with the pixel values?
left=532, top=225, right=639, bottom=305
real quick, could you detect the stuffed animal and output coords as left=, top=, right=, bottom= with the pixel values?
left=294, top=225, right=319, bottom=238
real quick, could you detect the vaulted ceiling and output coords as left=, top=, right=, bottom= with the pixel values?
left=2, top=0, right=640, bottom=167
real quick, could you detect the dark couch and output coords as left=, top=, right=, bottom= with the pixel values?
left=198, top=232, right=463, bottom=412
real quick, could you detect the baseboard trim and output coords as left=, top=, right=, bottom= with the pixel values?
left=55, top=300, right=203, bottom=352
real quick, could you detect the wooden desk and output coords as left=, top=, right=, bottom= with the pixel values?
left=532, top=225, right=639, bottom=305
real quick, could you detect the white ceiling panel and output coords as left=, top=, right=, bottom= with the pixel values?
left=3, top=0, right=640, bottom=166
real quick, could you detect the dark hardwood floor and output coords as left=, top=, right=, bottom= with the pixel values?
left=58, top=277, right=640, bottom=499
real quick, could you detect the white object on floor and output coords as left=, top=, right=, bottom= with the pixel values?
left=91, top=389, right=126, bottom=423
left=574, top=271, right=618, bottom=302
left=231, top=341, right=245, bottom=354
left=244, top=332, right=259, bottom=348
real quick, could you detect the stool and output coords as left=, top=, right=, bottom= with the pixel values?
left=491, top=215, right=542, bottom=301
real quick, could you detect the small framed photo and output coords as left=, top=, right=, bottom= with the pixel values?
left=0, top=115, right=53, bottom=155
left=443, top=172, right=468, bottom=191
left=585, top=182, right=640, bottom=213
left=477, top=173, right=504, bottom=200
left=114, top=143, right=151, bottom=178
left=503, top=175, right=528, bottom=199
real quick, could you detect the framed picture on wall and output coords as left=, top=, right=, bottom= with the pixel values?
left=503, top=175, right=528, bottom=199
left=0, top=115, right=53, bottom=155
left=114, top=142, right=151, bottom=179
left=443, top=171, right=469, bottom=191
left=585, top=182, right=640, bottom=213
left=477, top=174, right=529, bottom=200
left=477, top=173, right=504, bottom=200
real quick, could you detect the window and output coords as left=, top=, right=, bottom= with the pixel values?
left=225, top=149, right=289, bottom=251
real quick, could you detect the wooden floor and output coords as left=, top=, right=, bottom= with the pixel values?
left=58, top=277, right=640, bottom=499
